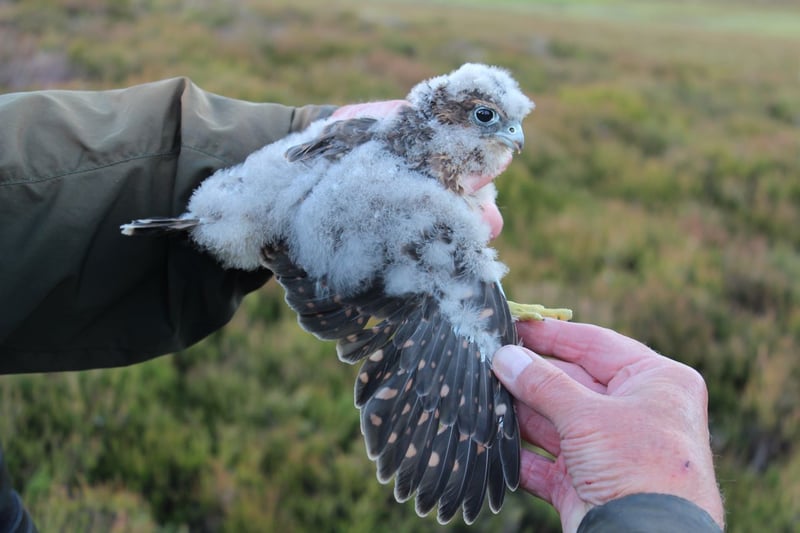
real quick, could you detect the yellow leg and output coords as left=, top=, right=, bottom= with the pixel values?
left=507, top=301, right=573, bottom=322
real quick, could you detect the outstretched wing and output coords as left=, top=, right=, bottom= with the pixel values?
left=285, top=117, right=379, bottom=163
left=261, top=243, right=520, bottom=525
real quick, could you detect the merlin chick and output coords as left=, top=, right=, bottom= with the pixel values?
left=122, top=63, right=570, bottom=524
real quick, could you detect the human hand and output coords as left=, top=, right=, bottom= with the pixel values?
left=331, top=99, right=408, bottom=120
left=492, top=319, right=724, bottom=532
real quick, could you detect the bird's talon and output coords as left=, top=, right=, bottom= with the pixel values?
left=507, top=301, right=573, bottom=322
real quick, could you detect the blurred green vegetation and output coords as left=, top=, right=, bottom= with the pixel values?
left=1, top=0, right=799, bottom=531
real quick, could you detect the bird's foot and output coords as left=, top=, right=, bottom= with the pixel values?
left=507, top=301, right=573, bottom=322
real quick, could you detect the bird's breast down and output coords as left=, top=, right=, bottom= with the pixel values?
left=289, top=143, right=505, bottom=299
left=187, top=124, right=507, bottom=301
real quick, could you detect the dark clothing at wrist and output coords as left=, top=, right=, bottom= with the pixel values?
left=578, top=493, right=723, bottom=532
left=0, top=448, right=36, bottom=533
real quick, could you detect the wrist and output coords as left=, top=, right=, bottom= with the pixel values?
left=577, top=493, right=723, bottom=533
left=625, top=430, right=724, bottom=529
left=565, top=410, right=724, bottom=529
left=652, top=427, right=724, bottom=528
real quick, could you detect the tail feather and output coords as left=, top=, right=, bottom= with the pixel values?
left=120, top=217, right=200, bottom=237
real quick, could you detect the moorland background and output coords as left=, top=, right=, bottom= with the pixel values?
left=1, top=0, right=798, bottom=531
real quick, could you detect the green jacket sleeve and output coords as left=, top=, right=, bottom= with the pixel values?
left=0, top=77, right=336, bottom=373
left=577, top=493, right=723, bottom=532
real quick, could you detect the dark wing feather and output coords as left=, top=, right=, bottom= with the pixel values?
left=415, top=424, right=458, bottom=516
left=261, top=243, right=520, bottom=524
left=285, top=117, right=379, bottom=162
left=438, top=336, right=468, bottom=426
left=486, top=443, right=506, bottom=513
left=437, top=433, right=478, bottom=523
left=394, top=406, right=438, bottom=501
left=376, top=393, right=424, bottom=483
left=462, top=442, right=490, bottom=524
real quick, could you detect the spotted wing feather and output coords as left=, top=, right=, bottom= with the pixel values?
left=261, top=242, right=520, bottom=524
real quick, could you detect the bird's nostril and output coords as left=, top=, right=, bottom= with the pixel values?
left=508, top=127, right=516, bottom=133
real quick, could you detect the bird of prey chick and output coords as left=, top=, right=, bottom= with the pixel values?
left=121, top=63, right=570, bottom=524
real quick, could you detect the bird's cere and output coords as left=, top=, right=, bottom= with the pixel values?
left=121, top=63, right=540, bottom=525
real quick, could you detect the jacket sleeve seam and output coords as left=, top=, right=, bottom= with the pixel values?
left=179, top=144, right=236, bottom=166
left=0, top=144, right=236, bottom=188
left=0, top=149, right=181, bottom=187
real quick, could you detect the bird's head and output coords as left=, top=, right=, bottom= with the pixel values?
left=405, top=63, right=534, bottom=195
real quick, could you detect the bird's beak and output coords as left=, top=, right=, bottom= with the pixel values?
left=494, top=123, right=525, bottom=154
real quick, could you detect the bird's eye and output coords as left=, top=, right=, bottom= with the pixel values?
left=473, top=106, right=498, bottom=125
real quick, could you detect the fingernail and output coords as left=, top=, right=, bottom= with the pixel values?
left=492, top=345, right=533, bottom=383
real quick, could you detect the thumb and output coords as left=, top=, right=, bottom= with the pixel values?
left=492, top=345, right=595, bottom=426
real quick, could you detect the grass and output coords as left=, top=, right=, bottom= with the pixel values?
left=1, top=0, right=799, bottom=531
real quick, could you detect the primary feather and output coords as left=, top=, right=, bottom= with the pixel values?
left=122, top=63, right=534, bottom=524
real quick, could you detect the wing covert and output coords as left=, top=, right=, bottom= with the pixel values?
left=285, top=117, right=379, bottom=163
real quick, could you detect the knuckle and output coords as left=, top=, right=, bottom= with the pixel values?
left=662, top=360, right=710, bottom=403
left=682, top=365, right=710, bottom=401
